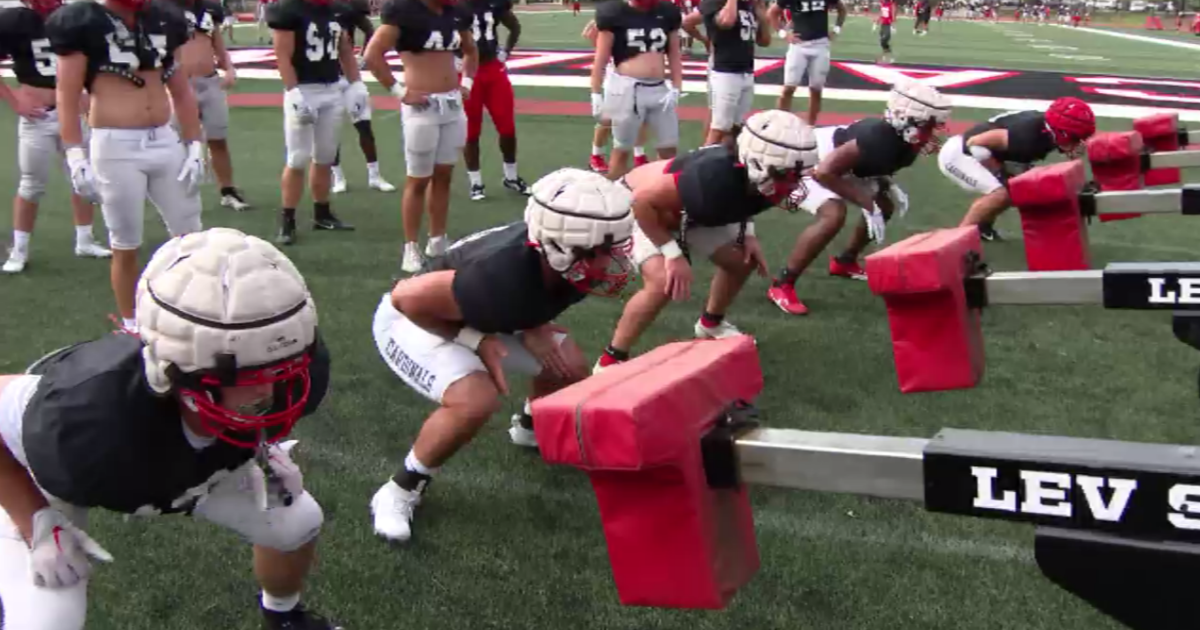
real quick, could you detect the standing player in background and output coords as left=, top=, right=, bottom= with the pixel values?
left=0, top=0, right=111, bottom=275
left=590, top=0, right=683, bottom=180
left=690, top=0, right=770, bottom=146
left=462, top=0, right=532, bottom=201
left=220, top=0, right=236, bottom=42
left=769, top=0, right=845, bottom=125
left=330, top=0, right=397, bottom=195
left=178, top=0, right=253, bottom=212
left=876, top=0, right=894, bottom=63
left=913, top=0, right=930, bottom=34
left=582, top=15, right=652, bottom=173
left=573, top=0, right=581, bottom=14
left=269, top=0, right=363, bottom=246
left=258, top=0, right=273, bottom=41
left=48, top=0, right=206, bottom=332
left=363, top=0, right=478, bottom=274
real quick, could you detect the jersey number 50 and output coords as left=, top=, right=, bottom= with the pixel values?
left=305, top=22, right=342, bottom=62
left=626, top=27, right=667, bottom=53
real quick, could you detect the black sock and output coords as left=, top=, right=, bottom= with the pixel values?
left=392, top=467, right=432, bottom=493
left=282, top=208, right=296, bottom=220
left=604, top=345, right=630, bottom=362
left=700, top=311, right=724, bottom=327
left=835, top=252, right=857, bottom=265
left=774, top=267, right=800, bottom=287
left=220, top=186, right=236, bottom=197
left=314, top=202, right=331, bottom=220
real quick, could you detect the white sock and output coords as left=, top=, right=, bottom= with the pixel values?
left=367, top=162, right=380, bottom=178
left=633, top=146, right=646, bottom=158
left=74, top=225, right=93, bottom=245
left=502, top=162, right=518, bottom=181
left=591, top=145, right=604, bottom=157
left=261, top=591, right=300, bottom=613
left=522, top=398, right=532, bottom=416
left=468, top=170, right=483, bottom=187
left=404, top=240, right=419, bottom=253
left=122, top=317, right=137, bottom=331
left=332, top=165, right=345, bottom=180
left=12, top=230, right=31, bottom=254
left=404, top=449, right=437, bottom=476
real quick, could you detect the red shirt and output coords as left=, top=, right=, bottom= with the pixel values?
left=879, top=0, right=895, bottom=23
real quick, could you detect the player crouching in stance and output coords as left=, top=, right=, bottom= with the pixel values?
left=49, top=0, right=206, bottom=333
left=364, top=0, right=477, bottom=275
left=590, top=0, right=683, bottom=181
left=946, top=97, right=1095, bottom=242
left=595, top=110, right=817, bottom=371
left=768, top=79, right=951, bottom=316
left=368, top=168, right=634, bottom=542
left=0, top=228, right=341, bottom=630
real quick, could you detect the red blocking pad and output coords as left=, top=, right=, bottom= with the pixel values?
left=1087, top=131, right=1144, bottom=192
left=866, top=227, right=985, bottom=393
left=532, top=337, right=763, bottom=609
left=1134, top=113, right=1183, bottom=186
left=1010, top=161, right=1091, bottom=271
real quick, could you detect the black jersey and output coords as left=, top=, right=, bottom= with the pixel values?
left=0, top=6, right=58, bottom=89
left=21, top=333, right=331, bottom=515
left=465, top=0, right=512, bottom=62
left=336, top=0, right=373, bottom=38
left=596, top=0, right=681, bottom=66
left=669, top=144, right=772, bottom=227
left=267, top=0, right=346, bottom=84
left=46, top=0, right=191, bottom=89
left=698, top=0, right=757, bottom=74
left=963, top=110, right=1056, bottom=165
left=181, top=0, right=224, bottom=36
left=425, top=222, right=587, bottom=335
left=831, top=118, right=918, bottom=178
left=382, top=0, right=470, bottom=54
left=776, top=0, right=837, bottom=41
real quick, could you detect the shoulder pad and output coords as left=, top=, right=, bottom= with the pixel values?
left=658, top=1, right=681, bottom=28
left=266, top=0, right=304, bottom=29
left=46, top=2, right=105, bottom=55
left=380, top=0, right=406, bottom=26
left=698, top=0, right=723, bottom=15
left=595, top=0, right=623, bottom=29
left=206, top=0, right=226, bottom=21
left=453, top=3, right=472, bottom=28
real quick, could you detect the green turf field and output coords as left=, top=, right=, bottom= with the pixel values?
left=2, top=13, right=1199, bottom=630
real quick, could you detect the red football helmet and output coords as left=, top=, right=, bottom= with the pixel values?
left=1045, top=97, right=1095, bottom=157
left=24, top=0, right=62, bottom=17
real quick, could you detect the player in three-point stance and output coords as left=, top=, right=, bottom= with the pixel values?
left=768, top=80, right=951, bottom=316
left=269, top=0, right=362, bottom=245
left=768, top=0, right=844, bottom=125
left=0, top=227, right=342, bottom=630
left=685, top=0, right=770, bottom=146
left=943, top=97, right=1095, bottom=242
left=176, top=0, right=253, bottom=211
left=591, top=0, right=683, bottom=180
left=462, top=0, right=532, bottom=201
left=368, top=168, right=636, bottom=542
left=49, top=0, right=206, bottom=333
left=595, top=110, right=818, bottom=371
left=0, top=0, right=111, bottom=275
left=363, top=0, right=477, bottom=274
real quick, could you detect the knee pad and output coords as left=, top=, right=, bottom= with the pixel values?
left=250, top=491, right=324, bottom=552
left=286, top=147, right=313, bottom=170
left=17, top=174, right=47, bottom=202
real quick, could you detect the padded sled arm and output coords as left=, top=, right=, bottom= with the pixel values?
left=965, top=262, right=1200, bottom=310
left=1079, top=186, right=1200, bottom=217
left=1146, top=150, right=1200, bottom=170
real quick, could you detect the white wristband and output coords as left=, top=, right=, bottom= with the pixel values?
left=659, top=240, right=684, bottom=260
left=454, top=327, right=485, bottom=351
left=66, top=146, right=87, bottom=162
left=744, top=222, right=756, bottom=238
left=390, top=82, right=407, bottom=100
left=461, top=76, right=474, bottom=90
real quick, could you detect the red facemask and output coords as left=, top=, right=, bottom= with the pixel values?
left=763, top=169, right=806, bottom=212
left=630, top=0, right=656, bottom=9
left=563, top=239, right=635, bottom=298
left=179, top=352, right=313, bottom=449
left=25, top=0, right=62, bottom=18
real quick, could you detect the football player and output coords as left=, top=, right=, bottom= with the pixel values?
left=0, top=0, right=111, bottom=275
left=0, top=227, right=340, bottom=630
left=595, top=110, right=818, bottom=371
left=363, top=0, right=477, bottom=275
left=462, top=0, right=531, bottom=201
left=330, top=0, right=397, bottom=195
left=591, top=0, right=683, bottom=180
left=177, top=0, right=252, bottom=211
left=582, top=16, right=653, bottom=173
left=368, top=168, right=634, bottom=542
left=768, top=0, right=844, bottom=125
left=687, top=0, right=770, bottom=146
left=876, top=0, right=894, bottom=63
left=269, top=0, right=363, bottom=246
left=768, top=80, right=951, bottom=315
left=914, top=0, right=931, bottom=33
left=49, top=0, right=206, bottom=333
left=944, top=97, right=1095, bottom=242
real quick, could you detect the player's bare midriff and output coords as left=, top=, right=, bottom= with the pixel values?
left=17, top=84, right=56, bottom=111
left=617, top=52, right=665, bottom=81
left=401, top=50, right=458, bottom=95
left=179, top=33, right=219, bottom=79
left=88, top=72, right=173, bottom=129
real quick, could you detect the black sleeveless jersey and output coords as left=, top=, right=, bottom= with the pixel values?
left=46, top=0, right=191, bottom=89
left=776, top=0, right=836, bottom=41
left=465, top=0, right=512, bottom=62
left=832, top=118, right=918, bottom=178
left=266, top=0, right=347, bottom=84
left=669, top=144, right=772, bottom=227
left=382, top=0, right=470, bottom=54
left=0, top=7, right=59, bottom=89
left=181, top=0, right=224, bottom=37
left=699, top=0, right=756, bottom=73
left=425, top=222, right=587, bottom=334
left=21, top=333, right=331, bottom=515
left=963, top=110, right=1056, bottom=165
left=596, top=0, right=681, bottom=66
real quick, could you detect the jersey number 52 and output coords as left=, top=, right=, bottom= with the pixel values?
left=30, top=39, right=57, bottom=77
left=305, top=22, right=342, bottom=62
left=626, top=27, right=667, bottom=53
left=106, top=32, right=168, bottom=69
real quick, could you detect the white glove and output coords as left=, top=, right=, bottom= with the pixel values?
left=591, top=92, right=604, bottom=119
left=497, top=48, right=509, bottom=63
left=177, top=141, right=205, bottom=197
left=284, top=87, right=315, bottom=125
left=660, top=85, right=681, bottom=113
left=863, top=203, right=887, bottom=244
left=346, top=80, right=370, bottom=119
left=28, top=507, right=113, bottom=589
left=65, top=147, right=100, bottom=204
left=249, top=439, right=305, bottom=511
left=336, top=76, right=350, bottom=92
left=887, top=183, right=909, bottom=219
left=777, top=28, right=788, bottom=38
left=832, top=24, right=842, bottom=35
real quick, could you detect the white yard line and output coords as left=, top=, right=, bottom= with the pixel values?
left=1055, top=24, right=1200, bottom=50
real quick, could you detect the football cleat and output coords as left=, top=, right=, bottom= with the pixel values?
left=220, top=190, right=252, bottom=211
left=370, top=479, right=421, bottom=542
left=75, top=242, right=112, bottom=259
left=424, top=235, right=448, bottom=258
left=401, top=243, right=424, bottom=274
left=313, top=214, right=354, bottom=231
left=767, top=284, right=809, bottom=315
left=261, top=603, right=344, bottom=630
left=508, top=414, right=538, bottom=448
left=694, top=319, right=748, bottom=340
left=828, top=256, right=867, bottom=280
left=277, top=215, right=297, bottom=246
left=3, top=250, right=27, bottom=274
left=331, top=171, right=348, bottom=195
left=633, top=154, right=650, bottom=168
left=588, top=154, right=609, bottom=174
left=978, top=223, right=1003, bottom=242
left=503, top=177, right=532, bottom=196
left=469, top=183, right=486, bottom=201
left=368, top=174, right=396, bottom=193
